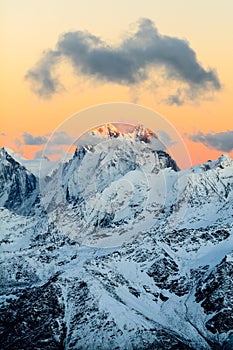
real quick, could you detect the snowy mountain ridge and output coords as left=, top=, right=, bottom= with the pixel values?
left=0, top=128, right=232, bottom=349
left=0, top=147, right=39, bottom=215
left=89, top=123, right=157, bottom=142
left=2, top=146, right=54, bottom=177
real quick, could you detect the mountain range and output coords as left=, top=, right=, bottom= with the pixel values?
left=0, top=124, right=232, bottom=349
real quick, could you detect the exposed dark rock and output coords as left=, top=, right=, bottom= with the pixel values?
left=195, top=256, right=233, bottom=334
left=0, top=148, right=38, bottom=215
left=0, top=279, right=65, bottom=350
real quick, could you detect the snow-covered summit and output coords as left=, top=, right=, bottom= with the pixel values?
left=191, top=153, right=233, bottom=173
left=2, top=146, right=26, bottom=163
left=88, top=123, right=158, bottom=143
left=208, top=153, right=233, bottom=169
left=129, top=124, right=158, bottom=143
left=0, top=147, right=28, bottom=172
left=0, top=146, right=14, bottom=160
left=90, top=123, right=121, bottom=138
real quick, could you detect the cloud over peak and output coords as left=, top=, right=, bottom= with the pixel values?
left=22, top=131, right=73, bottom=146
left=25, top=18, right=221, bottom=101
left=22, top=132, right=47, bottom=145
left=190, top=130, right=233, bottom=152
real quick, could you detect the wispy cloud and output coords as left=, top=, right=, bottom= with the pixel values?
left=189, top=130, right=233, bottom=152
left=156, top=130, right=177, bottom=148
left=165, top=89, right=185, bottom=106
left=25, top=51, right=62, bottom=98
left=25, top=18, right=221, bottom=102
left=22, top=132, right=47, bottom=145
left=50, top=131, right=74, bottom=145
left=22, top=131, right=73, bottom=146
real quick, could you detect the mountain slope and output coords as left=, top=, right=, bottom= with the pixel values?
left=0, top=128, right=232, bottom=349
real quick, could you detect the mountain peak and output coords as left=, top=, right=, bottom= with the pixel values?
left=0, top=147, right=38, bottom=215
left=0, top=146, right=25, bottom=162
left=90, top=124, right=121, bottom=138
left=130, top=124, right=157, bottom=143
left=89, top=123, right=158, bottom=144
left=217, top=154, right=233, bottom=167
left=205, top=154, right=233, bottom=170
left=0, top=146, right=8, bottom=156
left=0, top=147, right=18, bottom=163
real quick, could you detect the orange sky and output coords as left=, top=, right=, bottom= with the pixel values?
left=1, top=1, right=233, bottom=167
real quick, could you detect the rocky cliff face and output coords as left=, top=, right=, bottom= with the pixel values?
left=0, top=148, right=39, bottom=215
left=0, top=127, right=232, bottom=349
